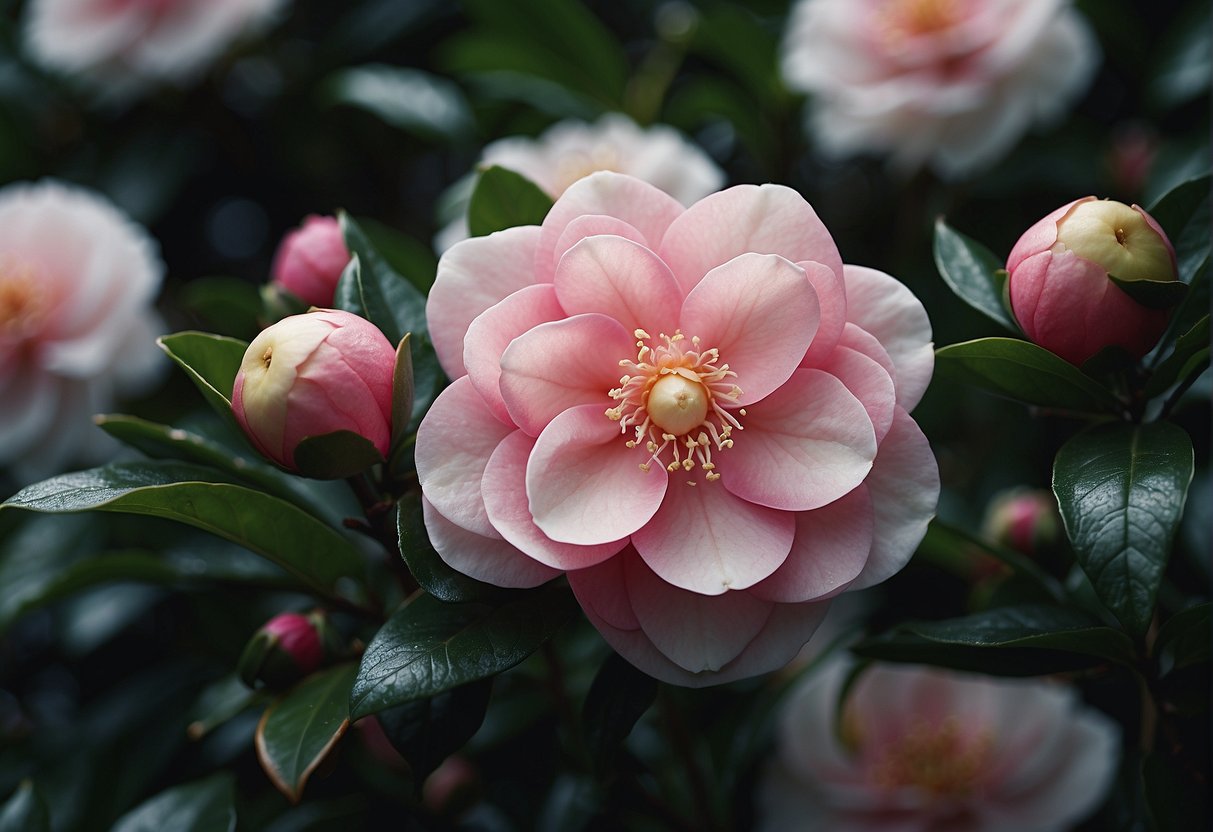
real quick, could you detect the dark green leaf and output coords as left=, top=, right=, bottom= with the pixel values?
left=350, top=584, right=576, bottom=719
left=582, top=652, right=658, bottom=773
left=111, top=773, right=236, bottom=832
left=933, top=218, right=1018, bottom=332
left=354, top=215, right=438, bottom=294
left=179, top=276, right=262, bottom=340
left=324, top=64, right=474, bottom=141
left=186, top=674, right=264, bottom=740
left=1053, top=422, right=1195, bottom=637
left=2, top=461, right=368, bottom=601
left=1148, top=173, right=1210, bottom=286
left=1149, top=2, right=1212, bottom=109
left=1146, top=315, right=1210, bottom=398
left=853, top=604, right=1137, bottom=676
left=156, top=332, right=248, bottom=428
left=396, top=500, right=501, bottom=603
left=256, top=664, right=358, bottom=804
left=1108, top=275, right=1189, bottom=309
left=1154, top=602, right=1209, bottom=673
left=935, top=337, right=1123, bottom=413
left=336, top=213, right=428, bottom=347
left=917, top=520, right=1065, bottom=602
left=467, top=165, right=554, bottom=237
left=376, top=679, right=493, bottom=781
left=292, top=430, right=384, bottom=479
left=0, top=781, right=49, bottom=832
left=1144, top=751, right=1209, bottom=832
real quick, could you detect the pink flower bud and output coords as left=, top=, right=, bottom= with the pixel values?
left=239, top=612, right=327, bottom=689
left=1007, top=197, right=1177, bottom=365
left=232, top=309, right=394, bottom=471
left=270, top=215, right=350, bottom=307
left=982, top=488, right=1061, bottom=557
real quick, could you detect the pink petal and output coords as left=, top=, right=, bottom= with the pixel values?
left=658, top=183, right=843, bottom=296
left=554, top=235, right=683, bottom=336
left=537, top=172, right=684, bottom=282
left=526, top=404, right=668, bottom=545
left=554, top=214, right=648, bottom=268
left=724, top=369, right=877, bottom=512
left=568, top=554, right=640, bottom=631
left=848, top=407, right=939, bottom=590
left=428, top=225, right=541, bottom=378
left=464, top=283, right=566, bottom=424
left=679, top=253, right=820, bottom=405
left=1006, top=197, right=1087, bottom=271
left=842, top=266, right=934, bottom=411
left=632, top=468, right=795, bottom=595
left=499, top=313, right=635, bottom=436
left=749, top=485, right=874, bottom=603
left=422, top=497, right=560, bottom=588
left=798, top=259, right=848, bottom=367
left=624, top=551, right=773, bottom=673
left=414, top=376, right=512, bottom=538
left=482, top=430, right=627, bottom=570
left=815, top=342, right=896, bottom=443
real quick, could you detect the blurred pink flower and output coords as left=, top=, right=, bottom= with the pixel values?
left=1007, top=197, right=1176, bottom=365
left=232, top=308, right=394, bottom=473
left=271, top=215, right=350, bottom=308
left=780, top=0, right=1099, bottom=178
left=23, top=0, right=287, bottom=98
left=436, top=114, right=724, bottom=250
left=0, top=180, right=164, bottom=482
left=981, top=488, right=1060, bottom=556
left=418, top=172, right=939, bottom=686
left=762, top=660, right=1119, bottom=831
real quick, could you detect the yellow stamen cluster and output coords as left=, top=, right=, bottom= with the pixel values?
left=0, top=259, right=49, bottom=342
left=869, top=717, right=992, bottom=798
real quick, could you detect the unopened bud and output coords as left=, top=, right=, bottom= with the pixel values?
left=270, top=215, right=350, bottom=307
left=982, top=489, right=1061, bottom=557
left=239, top=611, right=337, bottom=689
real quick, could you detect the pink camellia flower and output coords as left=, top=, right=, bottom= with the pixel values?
left=436, top=114, right=724, bottom=250
left=1007, top=197, right=1176, bottom=365
left=418, top=172, right=940, bottom=686
left=780, top=0, right=1099, bottom=178
left=982, top=488, right=1060, bottom=557
left=232, top=309, right=394, bottom=473
left=0, top=180, right=164, bottom=483
left=270, top=215, right=350, bottom=308
left=23, top=0, right=287, bottom=99
left=761, top=659, right=1119, bottom=831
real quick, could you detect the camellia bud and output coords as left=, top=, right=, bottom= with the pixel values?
left=232, top=309, right=395, bottom=474
left=239, top=611, right=335, bottom=689
left=270, top=215, right=350, bottom=307
left=1006, top=197, right=1177, bottom=365
left=982, top=488, right=1061, bottom=557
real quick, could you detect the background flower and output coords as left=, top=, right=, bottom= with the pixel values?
left=0, top=180, right=164, bottom=483
left=419, top=172, right=939, bottom=686
left=762, top=659, right=1120, bottom=831
left=780, top=0, right=1100, bottom=178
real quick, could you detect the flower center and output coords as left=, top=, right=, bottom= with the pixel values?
left=604, top=329, right=744, bottom=483
left=554, top=146, right=622, bottom=195
left=882, top=0, right=965, bottom=36
left=869, top=717, right=992, bottom=798
left=0, top=258, right=50, bottom=343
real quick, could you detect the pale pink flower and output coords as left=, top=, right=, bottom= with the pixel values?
left=232, top=309, right=395, bottom=472
left=436, top=114, right=725, bottom=250
left=271, top=215, right=350, bottom=308
left=981, top=488, right=1060, bottom=556
left=418, top=172, right=939, bottom=685
left=0, top=180, right=164, bottom=483
left=24, top=0, right=287, bottom=99
left=1007, top=197, right=1176, bottom=366
left=780, top=0, right=1099, bottom=178
left=762, top=659, right=1119, bottom=831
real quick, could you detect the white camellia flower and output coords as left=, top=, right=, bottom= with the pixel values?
left=0, top=181, right=165, bottom=483
left=436, top=113, right=725, bottom=251
left=23, top=0, right=288, bottom=99
left=780, top=0, right=1100, bottom=178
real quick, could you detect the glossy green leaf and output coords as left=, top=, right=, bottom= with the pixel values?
left=933, top=218, right=1018, bottom=332
left=256, top=664, right=358, bottom=804
left=916, top=520, right=1066, bottom=602
left=1147, top=315, right=1210, bottom=398
left=111, top=773, right=236, bottom=832
left=156, top=331, right=248, bottom=426
left=1053, top=422, right=1195, bottom=637
left=0, top=781, right=49, bottom=832
left=354, top=215, right=437, bottom=293
left=376, top=679, right=493, bottom=781
left=1154, top=602, right=1209, bottom=673
left=186, top=674, right=264, bottom=740
left=396, top=500, right=500, bottom=603
left=2, top=461, right=368, bottom=600
left=324, top=64, right=474, bottom=141
left=467, top=165, right=554, bottom=237
left=1149, top=173, right=1210, bottom=286
left=292, top=430, right=384, bottom=479
left=350, top=584, right=577, bottom=719
left=582, top=652, right=658, bottom=773
left=337, top=213, right=427, bottom=346
left=935, top=337, right=1123, bottom=413
left=853, top=604, right=1137, bottom=676
left=1108, top=275, right=1189, bottom=309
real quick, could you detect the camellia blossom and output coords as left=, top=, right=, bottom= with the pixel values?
left=0, top=180, right=164, bottom=483
left=23, top=0, right=288, bottom=99
left=436, top=114, right=724, bottom=250
left=418, top=172, right=940, bottom=686
left=270, top=215, right=350, bottom=308
left=780, top=0, right=1099, bottom=178
left=761, top=660, right=1119, bottom=831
